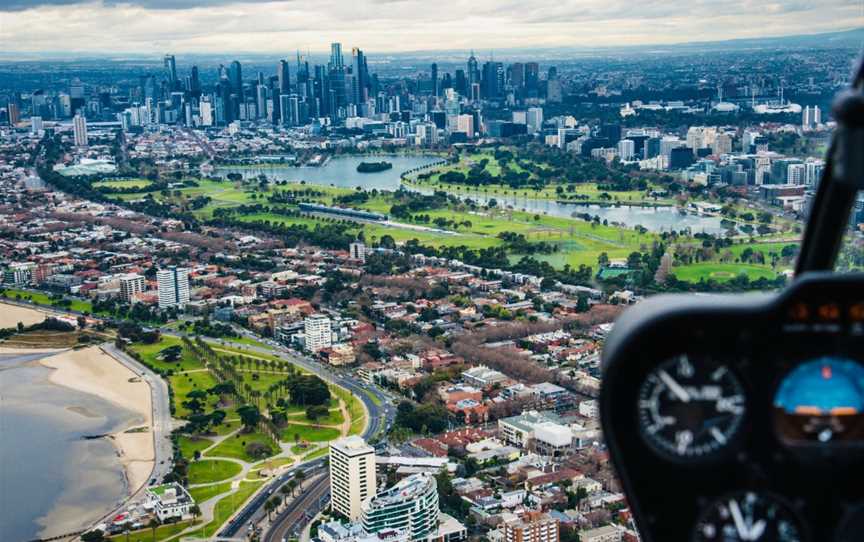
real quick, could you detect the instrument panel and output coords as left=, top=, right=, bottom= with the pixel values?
left=600, top=273, right=864, bottom=542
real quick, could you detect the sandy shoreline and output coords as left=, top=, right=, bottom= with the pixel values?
left=0, top=302, right=50, bottom=328
left=40, top=346, right=156, bottom=495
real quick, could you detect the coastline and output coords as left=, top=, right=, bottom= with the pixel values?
left=40, top=346, right=156, bottom=497
left=0, top=302, right=50, bottom=328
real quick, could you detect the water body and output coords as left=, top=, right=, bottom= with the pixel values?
left=216, top=155, right=728, bottom=234
left=0, top=353, right=136, bottom=542
left=216, top=155, right=444, bottom=191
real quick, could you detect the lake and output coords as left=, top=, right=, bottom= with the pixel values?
left=0, top=352, right=135, bottom=542
left=216, top=155, right=729, bottom=234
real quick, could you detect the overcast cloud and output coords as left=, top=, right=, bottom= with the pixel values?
left=0, top=0, right=861, bottom=54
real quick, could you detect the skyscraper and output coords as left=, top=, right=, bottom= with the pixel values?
left=431, top=63, right=439, bottom=97
left=72, top=113, right=88, bottom=147
left=330, top=42, right=344, bottom=70
left=330, top=436, right=376, bottom=521
left=228, top=60, right=243, bottom=95
left=277, top=59, right=291, bottom=95
left=467, top=51, right=480, bottom=90
left=157, top=267, right=190, bottom=309
left=163, top=54, right=177, bottom=90
left=352, top=48, right=368, bottom=105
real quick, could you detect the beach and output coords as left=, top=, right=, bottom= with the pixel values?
left=40, top=346, right=156, bottom=495
left=0, top=302, right=49, bottom=328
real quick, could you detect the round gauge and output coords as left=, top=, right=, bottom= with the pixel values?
left=693, top=491, right=805, bottom=542
left=638, top=354, right=746, bottom=460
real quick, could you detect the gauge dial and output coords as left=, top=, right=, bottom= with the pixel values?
left=638, top=354, right=746, bottom=460
left=693, top=492, right=805, bottom=542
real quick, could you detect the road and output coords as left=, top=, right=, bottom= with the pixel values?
left=263, top=474, right=330, bottom=542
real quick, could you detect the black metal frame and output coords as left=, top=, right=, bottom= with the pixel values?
left=795, top=55, right=864, bottom=275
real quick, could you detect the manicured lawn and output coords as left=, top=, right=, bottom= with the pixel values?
left=130, top=336, right=203, bottom=373
left=281, top=423, right=341, bottom=443
left=189, top=481, right=232, bottom=504
left=0, top=288, right=93, bottom=314
left=205, top=430, right=278, bottom=461
left=672, top=263, right=780, bottom=282
left=93, top=178, right=153, bottom=189
left=188, top=459, right=242, bottom=484
left=170, top=371, right=221, bottom=418
left=107, top=519, right=197, bottom=542
left=178, top=436, right=214, bottom=459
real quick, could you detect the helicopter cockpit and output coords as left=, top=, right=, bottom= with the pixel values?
left=599, top=58, right=864, bottom=542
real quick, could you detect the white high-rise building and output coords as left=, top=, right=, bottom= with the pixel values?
left=330, top=436, right=377, bottom=521
left=157, top=267, right=190, bottom=309
left=787, top=163, right=806, bottom=185
left=119, top=273, right=146, bottom=303
left=805, top=159, right=825, bottom=187
left=455, top=114, right=474, bottom=138
left=617, top=139, right=635, bottom=161
left=526, top=107, right=544, bottom=134
left=73, top=114, right=88, bottom=147
left=350, top=242, right=367, bottom=263
left=304, top=313, right=332, bottom=352
left=803, top=105, right=821, bottom=130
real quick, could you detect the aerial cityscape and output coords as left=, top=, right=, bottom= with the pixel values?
left=0, top=2, right=862, bottom=541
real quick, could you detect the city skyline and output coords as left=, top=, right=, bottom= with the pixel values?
left=1, top=0, right=861, bottom=55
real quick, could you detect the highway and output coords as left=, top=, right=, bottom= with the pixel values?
left=263, top=474, right=330, bottom=542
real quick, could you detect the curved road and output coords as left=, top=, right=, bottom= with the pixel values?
left=263, top=474, right=330, bottom=542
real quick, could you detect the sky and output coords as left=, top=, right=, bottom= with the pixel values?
left=0, top=0, right=862, bottom=55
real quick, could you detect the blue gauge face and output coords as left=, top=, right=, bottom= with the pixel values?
left=773, top=357, right=864, bottom=444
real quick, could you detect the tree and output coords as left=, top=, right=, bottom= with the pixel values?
left=237, top=404, right=261, bottom=431
left=148, top=518, right=159, bottom=542
left=597, top=252, right=610, bottom=268
left=306, top=404, right=330, bottom=423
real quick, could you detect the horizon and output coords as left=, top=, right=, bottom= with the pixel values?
left=1, top=0, right=862, bottom=56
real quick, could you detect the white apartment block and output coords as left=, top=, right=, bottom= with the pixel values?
left=330, top=436, right=377, bottom=521
left=157, top=267, right=190, bottom=309
left=305, top=313, right=333, bottom=352
left=119, top=273, right=146, bottom=303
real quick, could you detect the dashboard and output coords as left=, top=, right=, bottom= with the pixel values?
left=600, top=273, right=864, bottom=542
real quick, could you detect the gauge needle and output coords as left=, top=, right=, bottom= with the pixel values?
left=749, top=519, right=767, bottom=540
left=659, top=370, right=691, bottom=402
left=729, top=500, right=751, bottom=540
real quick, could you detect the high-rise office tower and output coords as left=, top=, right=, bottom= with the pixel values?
left=304, top=313, right=332, bottom=352
left=524, top=62, right=539, bottom=92
left=157, top=267, right=190, bottom=309
left=228, top=60, right=243, bottom=95
left=352, top=48, right=368, bottom=105
left=73, top=114, right=88, bottom=147
left=330, top=436, right=376, bottom=521
left=7, top=103, right=20, bottom=125
left=277, top=59, right=291, bottom=95
left=431, top=63, right=439, bottom=97
left=164, top=54, right=177, bottom=89
left=467, top=51, right=480, bottom=89
left=330, top=43, right=344, bottom=70
left=119, top=273, right=146, bottom=303
left=189, top=65, right=201, bottom=97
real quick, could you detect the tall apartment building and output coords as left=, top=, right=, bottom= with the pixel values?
left=304, top=313, right=332, bottom=352
left=119, top=273, right=146, bottom=303
left=330, top=436, right=377, bottom=521
left=73, top=113, right=88, bottom=147
left=157, top=267, right=190, bottom=309
left=361, top=472, right=439, bottom=542
left=504, top=512, right=560, bottom=542
left=350, top=242, right=367, bottom=263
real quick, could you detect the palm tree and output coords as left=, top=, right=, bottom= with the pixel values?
left=287, top=479, right=298, bottom=497
left=148, top=518, right=159, bottom=542
left=264, top=499, right=275, bottom=521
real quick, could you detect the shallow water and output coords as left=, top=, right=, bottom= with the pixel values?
left=0, top=353, right=137, bottom=541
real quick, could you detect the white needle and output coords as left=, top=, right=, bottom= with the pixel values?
left=729, top=500, right=750, bottom=540
left=749, top=519, right=767, bottom=540
left=659, top=370, right=691, bottom=403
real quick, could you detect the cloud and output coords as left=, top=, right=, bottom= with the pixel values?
left=0, top=0, right=859, bottom=54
